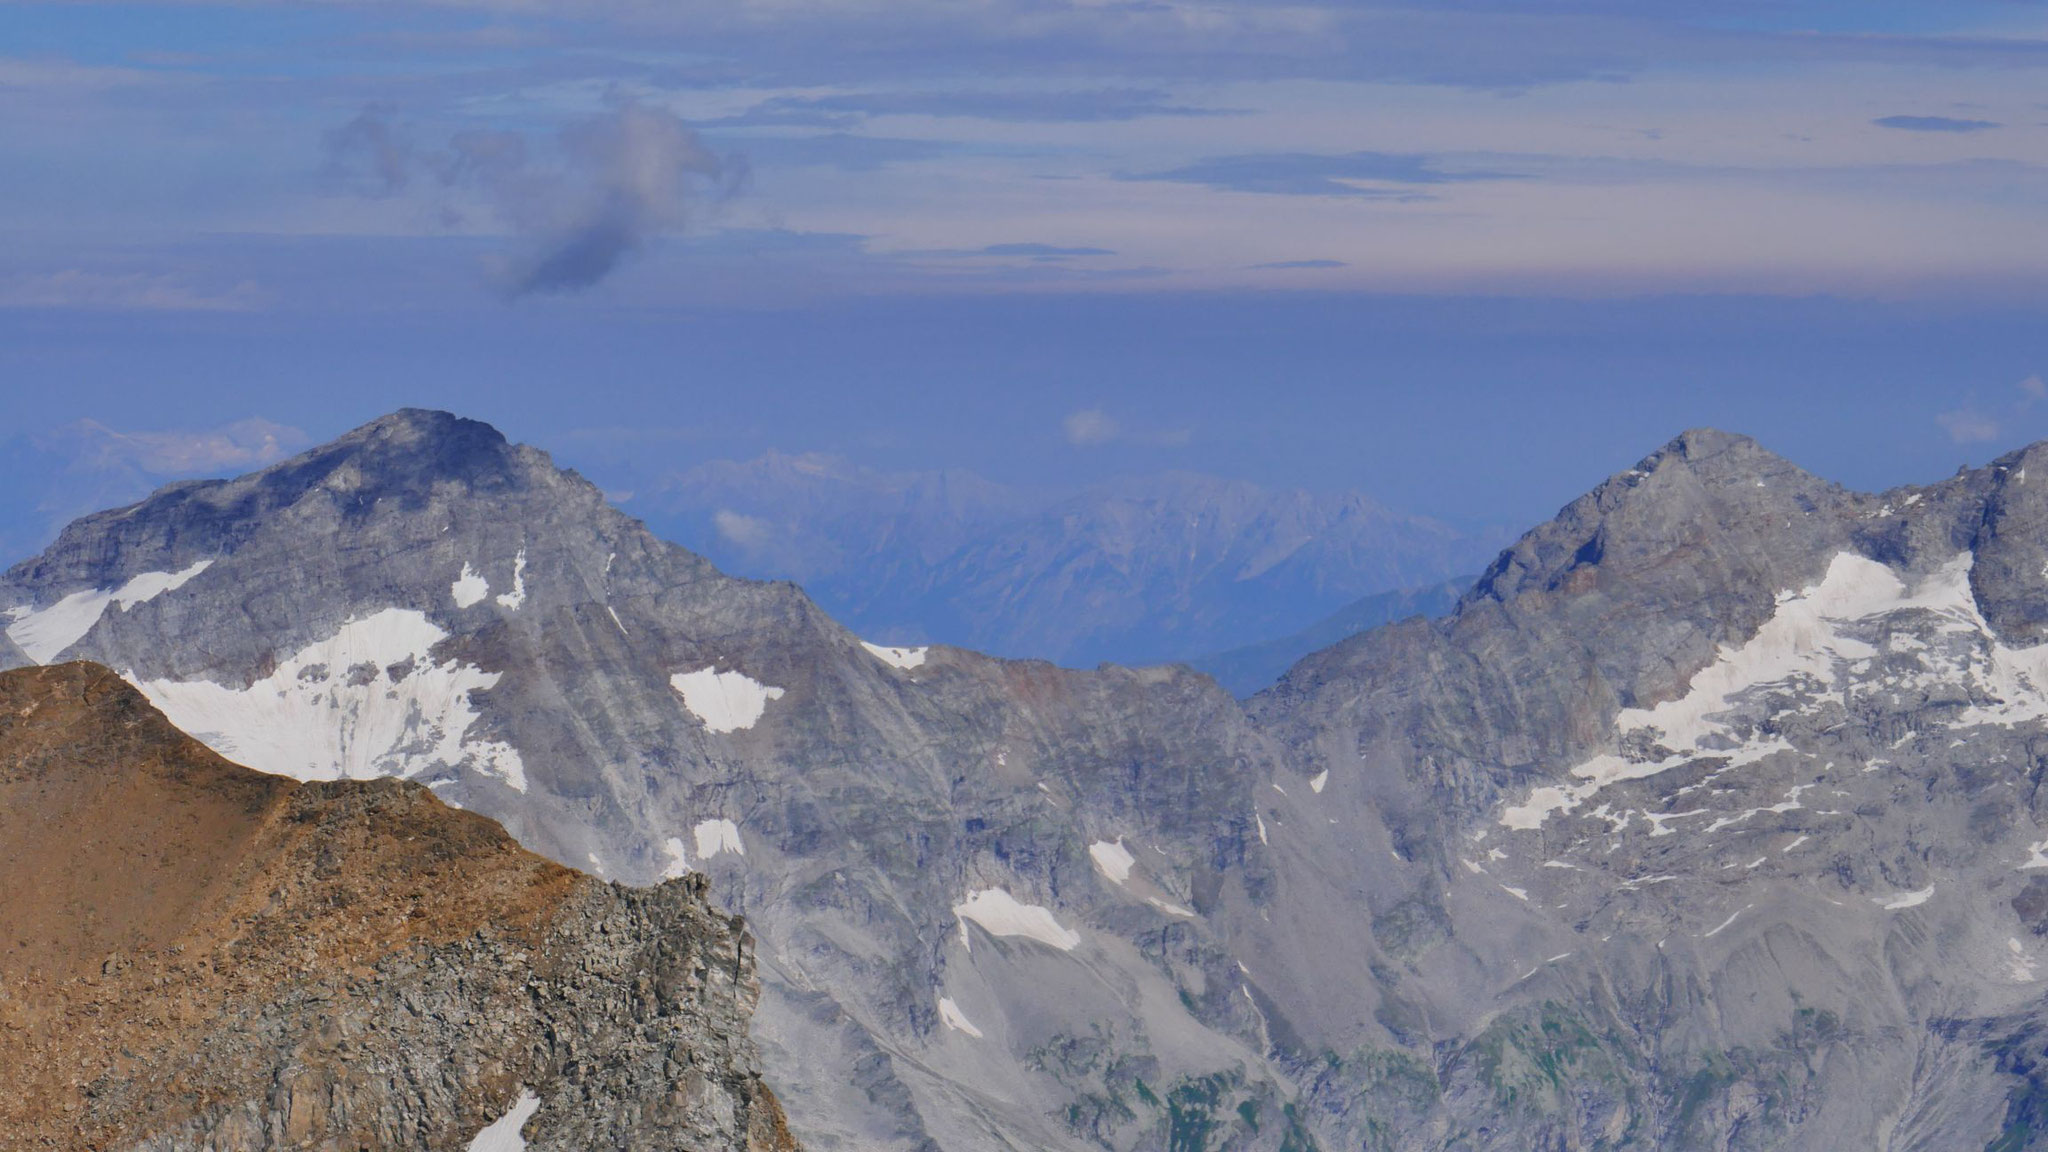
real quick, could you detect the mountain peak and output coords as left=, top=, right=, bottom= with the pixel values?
left=292, top=407, right=521, bottom=490
left=5, top=410, right=545, bottom=594
left=1466, top=426, right=1846, bottom=607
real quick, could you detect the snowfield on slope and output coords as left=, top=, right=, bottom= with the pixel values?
left=671, top=667, right=785, bottom=733
left=952, top=888, right=1081, bottom=951
left=134, top=607, right=528, bottom=791
left=1502, top=552, right=2048, bottom=831
left=7, top=560, right=213, bottom=663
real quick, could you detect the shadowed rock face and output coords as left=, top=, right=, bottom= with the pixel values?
left=0, top=661, right=795, bottom=1152
left=19, top=413, right=2048, bottom=1150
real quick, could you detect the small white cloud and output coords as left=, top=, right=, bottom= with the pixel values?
left=1938, top=407, right=2001, bottom=445
left=1063, top=408, right=1120, bottom=446
left=0, top=271, right=263, bottom=313
left=46, top=418, right=309, bottom=476
left=712, top=508, right=774, bottom=549
left=2020, top=375, right=2046, bottom=404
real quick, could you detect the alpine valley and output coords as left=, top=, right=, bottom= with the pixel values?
left=13, top=410, right=2048, bottom=1150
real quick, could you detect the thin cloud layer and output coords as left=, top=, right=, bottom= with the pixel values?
left=1130, top=151, right=1524, bottom=197
left=1874, top=115, right=2001, bottom=133
left=714, top=88, right=1233, bottom=126
left=0, top=271, right=264, bottom=313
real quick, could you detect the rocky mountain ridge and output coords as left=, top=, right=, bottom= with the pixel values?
left=14, top=413, right=2048, bottom=1148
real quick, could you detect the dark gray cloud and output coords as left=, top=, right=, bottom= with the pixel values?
left=711, top=88, right=1234, bottom=126
left=1873, top=114, right=2001, bottom=133
left=1129, top=151, right=1524, bottom=197
left=324, top=101, right=743, bottom=295
left=506, top=102, right=740, bottom=294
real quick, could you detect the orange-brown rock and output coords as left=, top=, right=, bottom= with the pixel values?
left=0, top=662, right=796, bottom=1152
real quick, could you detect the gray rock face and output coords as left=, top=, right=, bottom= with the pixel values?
left=18, top=413, right=2048, bottom=1149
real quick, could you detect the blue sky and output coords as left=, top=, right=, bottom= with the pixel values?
left=0, top=0, right=2044, bottom=553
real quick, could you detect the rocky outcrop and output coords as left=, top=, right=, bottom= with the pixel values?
left=0, top=662, right=795, bottom=1152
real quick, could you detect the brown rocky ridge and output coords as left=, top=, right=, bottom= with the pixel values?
left=0, top=661, right=797, bottom=1152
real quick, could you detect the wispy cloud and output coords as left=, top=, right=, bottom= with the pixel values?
left=41, top=418, right=309, bottom=478
left=1062, top=408, right=1191, bottom=448
left=713, top=88, right=1234, bottom=126
left=0, top=271, right=264, bottom=312
left=1937, top=407, right=2001, bottom=444
left=713, top=508, right=775, bottom=549
left=1252, top=259, right=1346, bottom=270
left=907, top=242, right=1117, bottom=263
left=1874, top=115, right=2000, bottom=133
left=1128, top=151, right=1523, bottom=197
left=1064, top=409, right=1120, bottom=446
left=713, top=133, right=953, bottom=172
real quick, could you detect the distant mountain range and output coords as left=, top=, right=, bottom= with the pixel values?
left=632, top=451, right=1504, bottom=668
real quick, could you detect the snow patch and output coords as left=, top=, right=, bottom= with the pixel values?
left=938, top=996, right=984, bottom=1038
left=8, top=560, right=213, bottom=663
left=861, top=641, right=928, bottom=669
left=1875, top=886, right=1935, bottom=910
left=952, top=888, right=1080, bottom=952
left=694, top=818, right=744, bottom=859
left=2010, top=937, right=2038, bottom=982
left=134, top=607, right=528, bottom=791
left=495, top=550, right=527, bottom=609
left=1089, top=840, right=1136, bottom=884
left=671, top=667, right=785, bottom=733
left=467, top=1088, right=541, bottom=1152
left=451, top=564, right=489, bottom=609
left=660, top=837, right=691, bottom=880
left=1702, top=905, right=1751, bottom=938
